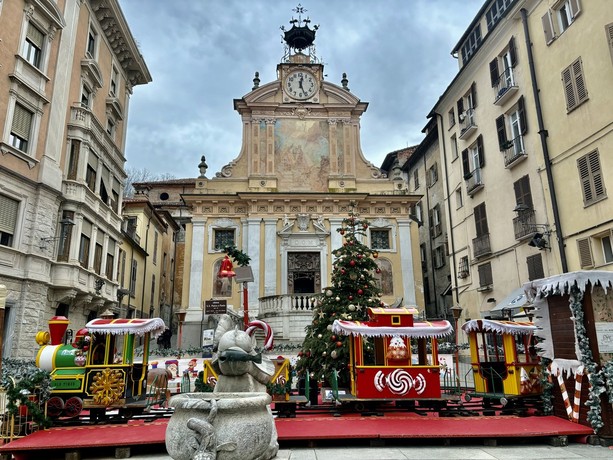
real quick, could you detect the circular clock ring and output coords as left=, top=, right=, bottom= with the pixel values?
left=285, top=70, right=317, bottom=100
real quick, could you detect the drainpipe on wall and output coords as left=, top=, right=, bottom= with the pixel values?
left=520, top=8, right=568, bottom=273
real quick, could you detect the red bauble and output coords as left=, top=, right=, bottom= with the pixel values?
left=306, top=351, right=311, bottom=357
left=348, top=295, right=353, bottom=301
left=340, top=230, right=345, bottom=235
left=357, top=289, right=363, bottom=295
left=349, top=241, right=354, bottom=245
left=298, top=351, right=303, bottom=357
left=376, top=268, right=381, bottom=274
left=349, top=260, right=356, bottom=266
left=363, top=223, right=368, bottom=229
left=357, top=254, right=363, bottom=259
left=331, top=335, right=337, bottom=341
left=341, top=269, right=346, bottom=275
left=336, top=341, right=343, bottom=347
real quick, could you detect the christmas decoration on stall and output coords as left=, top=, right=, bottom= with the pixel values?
left=568, top=285, right=606, bottom=432
left=295, top=206, right=383, bottom=388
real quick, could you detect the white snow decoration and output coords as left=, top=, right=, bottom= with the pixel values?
left=85, top=317, right=166, bottom=338
left=550, top=358, right=583, bottom=378
left=461, top=319, right=536, bottom=336
left=332, top=319, right=453, bottom=338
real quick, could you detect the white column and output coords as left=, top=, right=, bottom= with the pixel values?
left=263, top=218, right=277, bottom=296
left=243, top=218, right=261, bottom=312
left=397, top=219, right=416, bottom=305
left=188, top=219, right=206, bottom=311
left=329, top=217, right=344, bottom=257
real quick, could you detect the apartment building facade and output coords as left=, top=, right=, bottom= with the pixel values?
left=0, top=0, right=150, bottom=358
left=430, top=0, right=613, bottom=324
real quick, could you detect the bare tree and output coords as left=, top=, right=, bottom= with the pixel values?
left=124, top=167, right=175, bottom=197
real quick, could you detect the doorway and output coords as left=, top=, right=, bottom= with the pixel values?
left=287, top=252, right=321, bottom=294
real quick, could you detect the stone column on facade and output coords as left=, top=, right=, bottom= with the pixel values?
left=243, top=218, right=261, bottom=317
left=89, top=225, right=98, bottom=272
left=188, top=219, right=206, bottom=315
left=329, top=217, right=344, bottom=257
left=328, top=119, right=339, bottom=174
left=397, top=218, right=416, bottom=306
left=71, top=214, right=83, bottom=262
left=251, top=120, right=259, bottom=175
left=265, top=119, right=276, bottom=174
left=342, top=119, right=354, bottom=175
left=100, top=232, right=109, bottom=279
left=263, top=218, right=277, bottom=297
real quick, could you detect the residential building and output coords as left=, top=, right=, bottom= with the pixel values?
left=399, top=119, right=453, bottom=320
left=430, top=0, right=613, bottom=326
left=0, top=0, right=150, bottom=358
left=117, top=197, right=179, bottom=327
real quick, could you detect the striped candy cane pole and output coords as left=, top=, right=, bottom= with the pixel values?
left=246, top=320, right=274, bottom=350
left=571, top=365, right=584, bottom=422
left=556, top=370, right=573, bottom=420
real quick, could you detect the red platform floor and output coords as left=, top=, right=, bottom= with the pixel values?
left=0, top=412, right=594, bottom=459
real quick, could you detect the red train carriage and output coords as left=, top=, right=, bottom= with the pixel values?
left=332, top=307, right=453, bottom=404
left=36, top=316, right=165, bottom=420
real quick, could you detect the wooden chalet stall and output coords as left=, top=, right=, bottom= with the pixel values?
left=526, top=271, right=613, bottom=439
left=332, top=307, right=453, bottom=400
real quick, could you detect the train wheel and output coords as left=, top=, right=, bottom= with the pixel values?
left=46, top=396, right=64, bottom=417
left=64, top=396, right=83, bottom=418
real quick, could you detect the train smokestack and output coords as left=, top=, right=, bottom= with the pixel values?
left=49, top=316, right=69, bottom=345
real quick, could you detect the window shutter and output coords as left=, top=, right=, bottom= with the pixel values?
left=496, top=115, right=507, bottom=149
left=457, top=98, right=464, bottom=117
left=527, top=254, right=544, bottom=281
left=489, top=58, right=500, bottom=87
left=471, top=82, right=478, bottom=108
left=569, top=0, right=581, bottom=19
left=518, top=96, right=527, bottom=135
left=474, top=203, right=489, bottom=237
left=477, top=134, right=485, bottom=168
left=542, top=11, right=555, bottom=44
left=577, top=238, right=594, bottom=268
left=508, top=36, right=517, bottom=67
left=606, top=23, right=613, bottom=65
left=562, top=65, right=576, bottom=110
left=478, top=262, right=493, bottom=287
left=514, top=175, right=533, bottom=208
left=11, top=104, right=33, bottom=140
left=461, top=149, right=470, bottom=177
left=577, top=155, right=593, bottom=203
left=588, top=150, right=605, bottom=199
left=27, top=23, right=44, bottom=49
left=572, top=58, right=588, bottom=104
left=0, top=195, right=19, bottom=235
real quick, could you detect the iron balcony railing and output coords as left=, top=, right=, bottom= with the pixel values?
left=513, top=209, right=536, bottom=240
left=502, top=135, right=527, bottom=167
left=472, top=233, right=491, bottom=258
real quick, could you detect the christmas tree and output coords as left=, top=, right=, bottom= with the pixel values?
left=295, top=207, right=384, bottom=388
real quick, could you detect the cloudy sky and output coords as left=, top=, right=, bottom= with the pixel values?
left=118, top=0, right=483, bottom=179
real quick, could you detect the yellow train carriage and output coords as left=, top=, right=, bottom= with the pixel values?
left=462, top=319, right=542, bottom=405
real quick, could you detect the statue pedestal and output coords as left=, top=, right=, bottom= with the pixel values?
left=165, top=392, right=277, bottom=460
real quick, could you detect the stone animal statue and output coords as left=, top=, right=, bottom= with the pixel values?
left=187, top=399, right=236, bottom=460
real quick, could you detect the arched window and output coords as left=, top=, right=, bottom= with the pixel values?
left=213, top=259, right=233, bottom=297
left=374, top=258, right=393, bottom=296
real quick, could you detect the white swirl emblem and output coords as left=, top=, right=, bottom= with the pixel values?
left=374, top=371, right=386, bottom=392
left=414, top=373, right=426, bottom=395
left=387, top=369, right=413, bottom=395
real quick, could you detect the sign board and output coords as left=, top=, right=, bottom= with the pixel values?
left=202, top=329, right=214, bottom=347
left=596, top=322, right=613, bottom=353
left=205, top=299, right=227, bottom=315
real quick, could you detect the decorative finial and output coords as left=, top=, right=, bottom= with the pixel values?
left=252, top=71, right=260, bottom=90
left=198, top=155, right=208, bottom=178
left=341, top=73, right=349, bottom=91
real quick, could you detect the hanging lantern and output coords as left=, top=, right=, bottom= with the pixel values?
left=218, top=255, right=236, bottom=278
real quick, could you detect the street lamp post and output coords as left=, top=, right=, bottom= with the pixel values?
left=451, top=304, right=464, bottom=392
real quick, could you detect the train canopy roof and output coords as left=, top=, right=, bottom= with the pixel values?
left=332, top=319, right=453, bottom=339
left=85, top=317, right=166, bottom=337
left=461, top=319, right=536, bottom=336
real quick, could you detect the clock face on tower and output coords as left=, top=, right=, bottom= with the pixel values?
left=285, top=70, right=317, bottom=100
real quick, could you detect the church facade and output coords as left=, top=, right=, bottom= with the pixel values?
left=136, top=9, right=422, bottom=349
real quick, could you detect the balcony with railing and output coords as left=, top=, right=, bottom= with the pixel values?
left=493, top=67, right=518, bottom=106
left=502, top=135, right=527, bottom=168
left=472, top=233, right=491, bottom=258
left=465, top=167, right=484, bottom=196
left=459, top=108, right=477, bottom=140
left=258, top=293, right=317, bottom=342
left=513, top=209, right=536, bottom=240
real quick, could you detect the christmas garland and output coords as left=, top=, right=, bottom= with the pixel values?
left=539, top=357, right=554, bottom=415
left=568, top=285, right=605, bottom=432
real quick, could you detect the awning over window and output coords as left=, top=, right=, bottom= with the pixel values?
left=489, top=286, right=530, bottom=312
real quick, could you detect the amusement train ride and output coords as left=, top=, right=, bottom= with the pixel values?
left=33, top=305, right=544, bottom=423
left=35, top=315, right=167, bottom=421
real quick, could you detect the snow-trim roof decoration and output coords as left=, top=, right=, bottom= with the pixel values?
left=85, top=317, right=166, bottom=338
left=461, top=319, right=536, bottom=336
left=332, top=319, right=453, bottom=338
left=524, top=270, right=613, bottom=301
